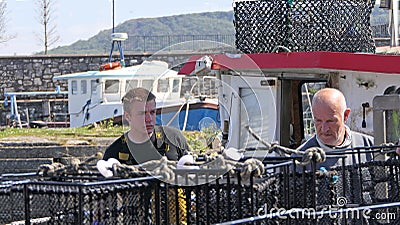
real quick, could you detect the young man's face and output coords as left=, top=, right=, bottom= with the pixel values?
left=124, top=99, right=157, bottom=136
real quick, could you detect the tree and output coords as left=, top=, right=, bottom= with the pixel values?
left=0, top=0, right=15, bottom=43
left=35, top=0, right=60, bottom=55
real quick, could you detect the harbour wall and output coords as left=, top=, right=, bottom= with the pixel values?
left=0, top=137, right=116, bottom=174
left=0, top=53, right=194, bottom=126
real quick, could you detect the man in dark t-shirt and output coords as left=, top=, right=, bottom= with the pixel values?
left=102, top=88, right=191, bottom=224
left=103, top=87, right=190, bottom=165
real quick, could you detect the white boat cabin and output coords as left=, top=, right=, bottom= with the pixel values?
left=179, top=51, right=400, bottom=150
left=54, top=60, right=218, bottom=128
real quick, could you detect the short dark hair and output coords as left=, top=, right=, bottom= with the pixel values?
left=122, top=88, right=156, bottom=112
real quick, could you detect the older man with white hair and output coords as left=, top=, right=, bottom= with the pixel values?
left=297, top=88, right=374, bottom=168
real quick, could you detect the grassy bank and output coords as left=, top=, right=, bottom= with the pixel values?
left=0, top=125, right=220, bottom=155
left=0, top=126, right=126, bottom=139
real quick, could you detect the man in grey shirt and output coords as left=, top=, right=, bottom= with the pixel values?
left=297, top=88, right=374, bottom=169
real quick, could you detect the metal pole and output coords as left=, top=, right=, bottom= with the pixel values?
left=24, top=184, right=30, bottom=225
left=391, top=0, right=399, bottom=47
left=112, top=0, right=115, bottom=33
left=78, top=186, right=83, bottom=224
left=12, top=95, right=22, bottom=128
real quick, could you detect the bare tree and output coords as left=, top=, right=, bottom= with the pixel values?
left=35, top=0, right=60, bottom=54
left=0, top=1, right=16, bottom=43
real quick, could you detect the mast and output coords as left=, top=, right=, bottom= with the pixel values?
left=107, top=0, right=127, bottom=66
left=390, top=0, right=399, bottom=47
left=112, top=0, right=115, bottom=33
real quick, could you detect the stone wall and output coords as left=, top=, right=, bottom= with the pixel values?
left=0, top=53, right=194, bottom=126
left=0, top=136, right=116, bottom=173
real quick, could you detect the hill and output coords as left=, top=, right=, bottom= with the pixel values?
left=47, top=5, right=390, bottom=55
left=47, top=11, right=235, bottom=55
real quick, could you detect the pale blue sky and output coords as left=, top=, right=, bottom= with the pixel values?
left=1, top=0, right=233, bottom=55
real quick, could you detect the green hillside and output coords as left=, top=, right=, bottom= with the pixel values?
left=47, top=11, right=235, bottom=55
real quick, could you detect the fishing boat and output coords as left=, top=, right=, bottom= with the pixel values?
left=177, top=0, right=400, bottom=152
left=179, top=51, right=400, bottom=152
left=51, top=31, right=219, bottom=130
left=53, top=59, right=219, bottom=130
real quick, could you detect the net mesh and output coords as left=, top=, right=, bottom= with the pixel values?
left=233, top=0, right=376, bottom=53
left=0, top=158, right=399, bottom=224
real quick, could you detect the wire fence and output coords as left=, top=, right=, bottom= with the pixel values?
left=372, top=23, right=394, bottom=37
left=116, top=25, right=396, bottom=54
left=122, top=34, right=236, bottom=53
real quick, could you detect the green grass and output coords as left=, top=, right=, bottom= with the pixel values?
left=0, top=125, right=220, bottom=153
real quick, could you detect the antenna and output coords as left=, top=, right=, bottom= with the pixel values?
left=390, top=0, right=399, bottom=47
left=112, top=0, right=115, bottom=33
left=107, top=0, right=128, bottom=66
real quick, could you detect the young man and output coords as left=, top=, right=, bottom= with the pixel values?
left=297, top=88, right=374, bottom=168
left=103, top=87, right=190, bottom=165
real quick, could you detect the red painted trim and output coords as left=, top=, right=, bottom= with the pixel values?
left=178, top=51, right=400, bottom=75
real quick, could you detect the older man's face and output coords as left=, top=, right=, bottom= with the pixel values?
left=312, top=101, right=347, bottom=147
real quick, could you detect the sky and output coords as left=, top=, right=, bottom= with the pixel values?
left=0, top=0, right=233, bottom=56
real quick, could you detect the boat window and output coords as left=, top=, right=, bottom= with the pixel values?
left=126, top=80, right=138, bottom=92
left=104, top=80, right=120, bottom=94
left=71, top=80, right=78, bottom=95
left=81, top=80, right=87, bottom=94
left=142, top=80, right=154, bottom=90
left=157, top=79, right=169, bottom=93
left=91, top=80, right=97, bottom=94
left=181, top=77, right=199, bottom=97
left=301, top=82, right=326, bottom=140
left=203, top=77, right=217, bottom=98
left=383, top=109, right=400, bottom=143
left=172, top=79, right=180, bottom=93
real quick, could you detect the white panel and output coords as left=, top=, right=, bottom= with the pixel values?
left=239, top=87, right=277, bottom=149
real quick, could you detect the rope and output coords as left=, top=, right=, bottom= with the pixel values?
left=239, top=158, right=265, bottom=179
left=245, top=125, right=326, bottom=165
left=299, top=147, right=326, bottom=166
left=101, top=154, right=266, bottom=183
left=111, top=156, right=176, bottom=181
left=37, top=152, right=103, bottom=177
left=198, top=154, right=265, bottom=180
left=166, top=101, right=186, bottom=126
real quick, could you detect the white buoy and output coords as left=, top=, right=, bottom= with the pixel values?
left=223, top=147, right=243, bottom=161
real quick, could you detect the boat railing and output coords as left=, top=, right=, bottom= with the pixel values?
left=3, top=86, right=68, bottom=128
